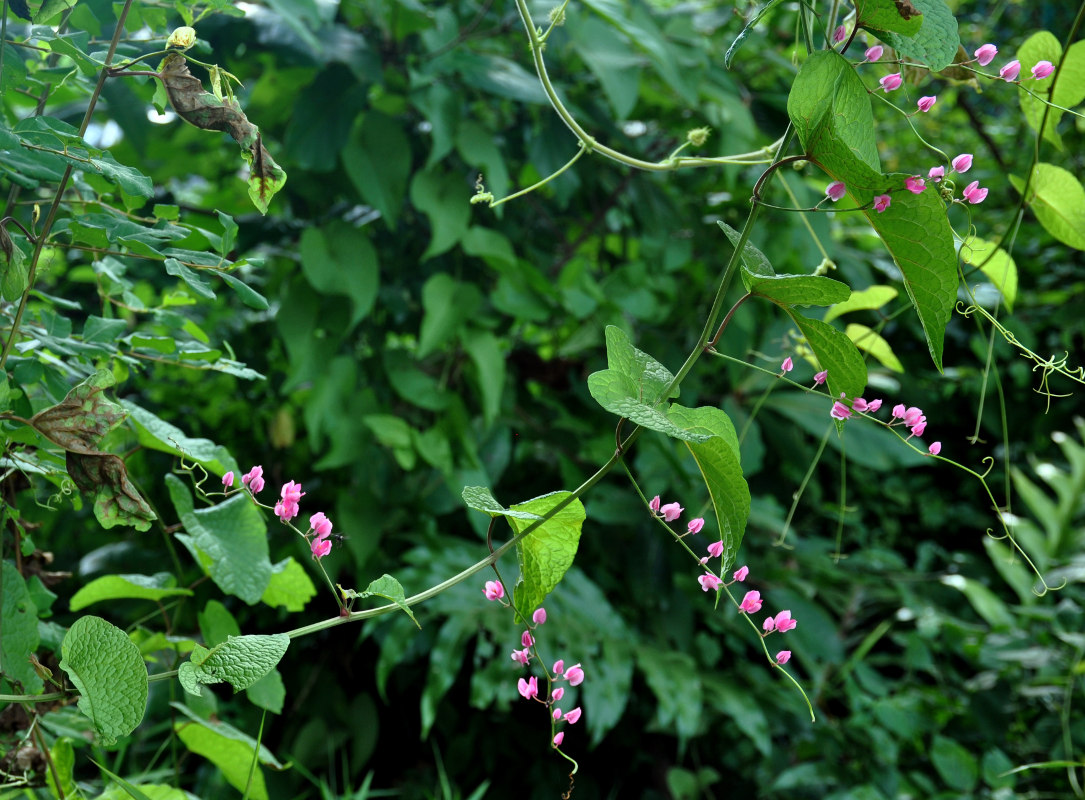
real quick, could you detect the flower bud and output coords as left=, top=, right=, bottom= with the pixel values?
left=167, top=26, right=197, bottom=49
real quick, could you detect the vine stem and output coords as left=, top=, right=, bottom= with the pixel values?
left=0, top=0, right=137, bottom=371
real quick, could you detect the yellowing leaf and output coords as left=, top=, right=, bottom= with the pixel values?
left=961, top=237, right=1018, bottom=311
left=845, top=323, right=904, bottom=372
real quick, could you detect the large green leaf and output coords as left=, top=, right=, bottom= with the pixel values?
left=855, top=0, right=923, bottom=35
left=717, top=221, right=775, bottom=278
left=1015, top=33, right=1085, bottom=151
left=173, top=702, right=280, bottom=800
left=298, top=221, right=381, bottom=327
left=260, top=557, right=317, bottom=612
left=864, top=187, right=958, bottom=371
left=507, top=491, right=586, bottom=619
left=409, top=167, right=471, bottom=260
left=878, top=0, right=959, bottom=70
left=121, top=400, right=238, bottom=477
left=664, top=405, right=750, bottom=570
left=342, top=112, right=411, bottom=227
left=417, top=273, right=483, bottom=358
left=166, top=475, right=272, bottom=605
left=960, top=237, right=1018, bottom=311
left=746, top=273, right=851, bottom=306
left=845, top=323, right=904, bottom=373
left=1010, top=163, right=1085, bottom=251
left=783, top=312, right=867, bottom=402
left=462, top=486, right=544, bottom=521
left=1, top=561, right=42, bottom=694
left=69, top=573, right=193, bottom=611
left=178, top=633, right=290, bottom=695
left=59, top=616, right=148, bottom=745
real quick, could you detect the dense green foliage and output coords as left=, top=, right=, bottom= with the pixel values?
left=2, top=0, right=1084, bottom=798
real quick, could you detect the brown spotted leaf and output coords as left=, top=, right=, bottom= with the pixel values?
left=159, top=54, right=287, bottom=215
left=30, top=370, right=127, bottom=453
left=67, top=452, right=156, bottom=531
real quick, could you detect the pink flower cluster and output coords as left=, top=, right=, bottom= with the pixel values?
left=508, top=608, right=584, bottom=748
left=715, top=566, right=794, bottom=666
left=650, top=495, right=705, bottom=538
left=968, top=43, right=1052, bottom=82
left=824, top=392, right=942, bottom=455
left=225, top=465, right=337, bottom=559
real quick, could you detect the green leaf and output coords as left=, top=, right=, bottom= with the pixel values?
left=216, top=209, right=237, bottom=255
left=173, top=703, right=278, bottom=800
left=845, top=323, right=904, bottom=372
left=940, top=576, right=1014, bottom=629
left=246, top=668, right=285, bottom=714
left=418, top=273, right=482, bottom=358
left=179, top=633, right=290, bottom=693
left=219, top=271, right=270, bottom=310
left=823, top=285, right=898, bottom=323
left=462, top=328, right=505, bottom=425
left=342, top=112, right=411, bottom=227
left=930, top=733, right=980, bottom=792
left=664, top=405, right=751, bottom=570
left=855, top=0, right=923, bottom=35
left=166, top=475, right=272, bottom=605
left=960, top=237, right=1017, bottom=311
left=121, top=400, right=238, bottom=477
left=260, top=557, right=317, bottom=612
left=59, top=616, right=148, bottom=745
left=92, top=762, right=160, bottom=800
left=570, top=15, right=643, bottom=117
left=784, top=312, right=867, bottom=402
left=1010, top=163, right=1085, bottom=251
left=35, top=0, right=77, bottom=23
left=69, top=573, right=193, bottom=611
left=724, top=0, right=786, bottom=68
left=2, top=231, right=30, bottom=301
left=462, top=486, right=545, bottom=520
left=164, top=257, right=215, bottom=300
left=45, top=737, right=76, bottom=798
left=243, top=149, right=287, bottom=216
left=878, top=0, right=959, bottom=70
left=409, top=167, right=471, bottom=260
left=1, top=561, right=43, bottom=693
left=746, top=273, right=851, bottom=306
left=342, top=574, right=419, bottom=629
left=865, top=186, right=958, bottom=371
left=298, top=221, right=381, bottom=327
left=507, top=491, right=586, bottom=618
left=1016, top=33, right=1085, bottom=150
left=82, top=316, right=127, bottom=343
left=717, top=221, right=775, bottom=278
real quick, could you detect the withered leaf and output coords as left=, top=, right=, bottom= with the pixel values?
left=67, top=452, right=156, bottom=531
left=30, top=370, right=127, bottom=453
left=894, top=0, right=921, bottom=20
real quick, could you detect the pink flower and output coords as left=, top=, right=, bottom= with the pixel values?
left=1000, top=60, right=1021, bottom=81
left=553, top=732, right=564, bottom=747
left=892, top=403, right=907, bottom=419
left=911, top=420, right=927, bottom=437
left=649, top=495, right=660, bottom=513
left=928, top=165, right=945, bottom=182
left=280, top=480, right=305, bottom=504
left=241, top=465, right=264, bottom=494
left=552, top=686, right=565, bottom=702
left=511, top=648, right=530, bottom=665
left=974, top=43, right=998, bottom=66
left=866, top=399, right=883, bottom=412
left=928, top=441, right=942, bottom=456
left=660, top=502, right=684, bottom=522
left=311, top=538, right=331, bottom=559
left=830, top=401, right=852, bottom=420
left=813, top=370, right=828, bottom=386
left=553, top=708, right=562, bottom=720
left=565, top=664, right=585, bottom=686
left=222, top=471, right=235, bottom=488
left=962, top=180, right=988, bottom=204
left=533, top=608, right=547, bottom=625
left=951, top=153, right=973, bottom=173
left=763, top=616, right=776, bottom=632
left=310, top=511, right=333, bottom=540
left=687, top=517, right=705, bottom=535
left=781, top=356, right=794, bottom=374
left=825, top=181, right=846, bottom=202
left=483, top=580, right=505, bottom=601
left=852, top=397, right=869, bottom=412
left=707, top=540, right=725, bottom=559
left=517, top=676, right=538, bottom=699
left=699, top=556, right=709, bottom=565
left=522, top=630, right=534, bottom=648
left=905, top=176, right=925, bottom=194
left=864, top=45, right=883, bottom=62
left=832, top=24, right=846, bottom=43
left=275, top=500, right=299, bottom=522
left=564, top=706, right=582, bottom=724
left=773, top=610, right=798, bottom=632
left=879, top=72, right=902, bottom=92
left=916, top=95, right=936, bottom=112
left=1031, top=60, right=1054, bottom=80
left=698, top=574, right=722, bottom=592
left=739, top=590, right=763, bottom=614
left=873, top=194, right=891, bottom=213
left=553, top=659, right=565, bottom=675
left=775, top=650, right=792, bottom=665
left=903, top=406, right=924, bottom=426
left=733, top=565, right=749, bottom=582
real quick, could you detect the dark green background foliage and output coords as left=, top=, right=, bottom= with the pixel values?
left=2, top=0, right=1084, bottom=798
